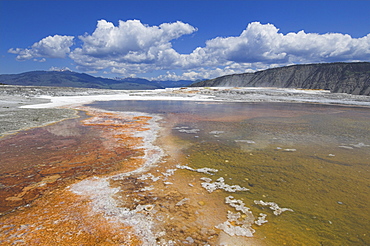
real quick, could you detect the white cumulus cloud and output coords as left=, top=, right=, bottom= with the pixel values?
left=69, top=19, right=196, bottom=72
left=8, top=35, right=74, bottom=60
left=186, top=22, right=370, bottom=67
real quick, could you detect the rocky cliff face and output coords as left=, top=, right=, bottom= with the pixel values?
left=192, top=62, right=370, bottom=95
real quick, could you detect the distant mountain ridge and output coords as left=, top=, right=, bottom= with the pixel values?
left=0, top=70, right=194, bottom=90
left=191, top=62, right=370, bottom=96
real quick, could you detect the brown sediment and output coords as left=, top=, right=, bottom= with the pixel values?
left=0, top=106, right=155, bottom=245
left=0, top=108, right=143, bottom=215
left=0, top=187, right=141, bottom=245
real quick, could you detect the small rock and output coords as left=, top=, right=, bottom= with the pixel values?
left=186, top=237, right=194, bottom=243
left=283, top=149, right=297, bottom=152
left=198, top=201, right=205, bottom=206
left=5, top=196, right=23, bottom=201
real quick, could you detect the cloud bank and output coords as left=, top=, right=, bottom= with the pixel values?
left=9, top=35, right=74, bottom=61
left=9, top=20, right=370, bottom=80
left=69, top=19, right=196, bottom=77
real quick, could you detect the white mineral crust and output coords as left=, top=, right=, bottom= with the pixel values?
left=201, top=177, right=249, bottom=193
left=254, top=200, right=294, bottom=215
left=176, top=165, right=218, bottom=175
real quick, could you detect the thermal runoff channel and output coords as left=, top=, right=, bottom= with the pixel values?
left=1, top=97, right=369, bottom=245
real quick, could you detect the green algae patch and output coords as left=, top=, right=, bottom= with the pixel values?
left=171, top=106, right=370, bottom=245
left=184, top=140, right=369, bottom=245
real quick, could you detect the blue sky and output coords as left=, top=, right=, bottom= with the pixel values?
left=1, top=0, right=370, bottom=80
